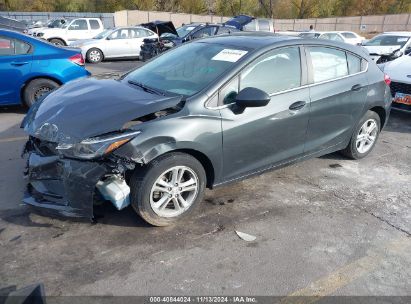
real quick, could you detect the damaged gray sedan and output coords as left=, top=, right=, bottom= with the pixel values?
left=21, top=33, right=391, bottom=226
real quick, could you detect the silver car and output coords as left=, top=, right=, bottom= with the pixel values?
left=71, top=26, right=158, bottom=63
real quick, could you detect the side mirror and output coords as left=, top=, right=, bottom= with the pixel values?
left=405, top=47, right=411, bottom=55
left=235, top=87, right=270, bottom=108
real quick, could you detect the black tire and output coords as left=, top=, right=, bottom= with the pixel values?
left=49, top=38, right=65, bottom=46
left=130, top=152, right=206, bottom=227
left=23, top=78, right=59, bottom=108
left=341, top=110, right=381, bottom=159
left=86, top=48, right=103, bottom=64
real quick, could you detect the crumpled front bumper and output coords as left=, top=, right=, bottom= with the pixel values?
left=23, top=151, right=108, bottom=218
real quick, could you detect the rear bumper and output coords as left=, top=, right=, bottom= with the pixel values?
left=392, top=102, right=411, bottom=113
left=23, top=152, right=108, bottom=218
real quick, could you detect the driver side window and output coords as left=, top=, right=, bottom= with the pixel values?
left=240, top=47, right=301, bottom=94
left=68, top=20, right=88, bottom=31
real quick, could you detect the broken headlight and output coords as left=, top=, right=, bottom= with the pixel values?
left=56, top=130, right=141, bottom=159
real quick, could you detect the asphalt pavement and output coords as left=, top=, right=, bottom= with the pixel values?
left=0, top=60, right=410, bottom=298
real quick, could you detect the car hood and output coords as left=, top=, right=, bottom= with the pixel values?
left=364, top=45, right=402, bottom=55
left=37, top=27, right=65, bottom=34
left=384, top=55, right=411, bottom=83
left=22, top=78, right=183, bottom=144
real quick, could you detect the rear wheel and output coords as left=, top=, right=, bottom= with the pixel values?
left=130, top=152, right=206, bottom=226
left=49, top=38, right=65, bottom=46
left=341, top=110, right=381, bottom=159
left=23, top=78, right=59, bottom=108
left=86, top=48, right=103, bottom=64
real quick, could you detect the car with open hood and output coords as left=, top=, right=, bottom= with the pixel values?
left=140, top=23, right=239, bottom=61
left=21, top=33, right=391, bottom=226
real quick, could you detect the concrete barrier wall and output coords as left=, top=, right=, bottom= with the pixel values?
left=114, top=10, right=411, bottom=34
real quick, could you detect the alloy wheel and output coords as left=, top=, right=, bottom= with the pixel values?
left=150, top=166, right=199, bottom=218
left=89, top=50, right=101, bottom=62
left=356, top=119, right=378, bottom=154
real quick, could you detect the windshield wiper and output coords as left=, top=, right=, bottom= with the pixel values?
left=127, top=80, right=165, bottom=96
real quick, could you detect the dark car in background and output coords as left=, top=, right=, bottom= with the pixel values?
left=140, top=20, right=178, bottom=37
left=224, top=15, right=255, bottom=30
left=0, top=16, right=26, bottom=32
left=21, top=33, right=391, bottom=226
left=0, top=29, right=90, bottom=107
left=140, top=23, right=239, bottom=61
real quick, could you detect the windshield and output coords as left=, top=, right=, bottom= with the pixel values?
left=47, top=19, right=65, bottom=28
left=93, top=29, right=111, bottom=39
left=364, top=35, right=410, bottom=47
left=176, top=25, right=197, bottom=38
left=124, top=42, right=249, bottom=96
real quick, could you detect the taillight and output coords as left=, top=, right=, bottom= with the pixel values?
left=384, top=74, right=391, bottom=86
left=69, top=53, right=85, bottom=66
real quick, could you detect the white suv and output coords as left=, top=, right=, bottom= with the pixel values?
left=35, top=18, right=104, bottom=46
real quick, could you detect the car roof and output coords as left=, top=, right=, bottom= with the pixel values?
left=381, top=31, right=411, bottom=36
left=200, top=32, right=295, bottom=49
left=198, top=33, right=369, bottom=57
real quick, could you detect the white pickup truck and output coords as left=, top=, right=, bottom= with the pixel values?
left=34, top=18, right=104, bottom=46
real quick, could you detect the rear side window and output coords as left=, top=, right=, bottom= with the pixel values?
left=191, top=27, right=217, bottom=39
left=0, top=37, right=31, bottom=56
left=240, top=46, right=301, bottom=94
left=347, top=53, right=361, bottom=74
left=258, top=20, right=270, bottom=32
left=217, top=27, right=235, bottom=35
left=131, top=28, right=153, bottom=37
left=89, top=20, right=100, bottom=30
left=342, top=32, right=357, bottom=39
left=243, top=20, right=257, bottom=31
left=309, top=47, right=348, bottom=83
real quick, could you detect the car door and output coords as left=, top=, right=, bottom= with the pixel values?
left=104, top=29, right=131, bottom=58
left=304, top=46, right=368, bottom=154
left=66, top=19, right=90, bottom=42
left=0, top=36, right=32, bottom=105
left=219, top=46, right=310, bottom=181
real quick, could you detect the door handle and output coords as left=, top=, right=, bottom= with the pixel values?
left=289, top=100, right=306, bottom=111
left=11, top=61, right=29, bottom=66
left=351, top=84, right=363, bottom=91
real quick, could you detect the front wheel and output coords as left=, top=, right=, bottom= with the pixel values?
left=49, top=38, right=65, bottom=46
left=130, top=152, right=206, bottom=226
left=341, top=110, right=381, bottom=159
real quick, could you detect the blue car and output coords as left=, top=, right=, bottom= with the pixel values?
left=0, top=29, right=90, bottom=107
